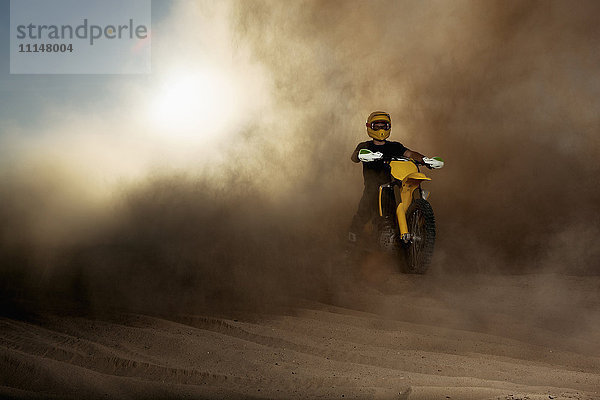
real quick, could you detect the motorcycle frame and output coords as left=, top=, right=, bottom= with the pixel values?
left=377, top=160, right=431, bottom=237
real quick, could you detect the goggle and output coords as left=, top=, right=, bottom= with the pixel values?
left=367, top=120, right=391, bottom=131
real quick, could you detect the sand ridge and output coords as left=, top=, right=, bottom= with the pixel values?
left=1, top=272, right=599, bottom=399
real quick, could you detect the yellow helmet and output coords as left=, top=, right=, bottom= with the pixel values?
left=366, top=111, right=391, bottom=141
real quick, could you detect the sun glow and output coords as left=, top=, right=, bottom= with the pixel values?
left=149, top=68, right=240, bottom=139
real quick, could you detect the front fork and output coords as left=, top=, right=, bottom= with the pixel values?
left=379, top=179, right=424, bottom=243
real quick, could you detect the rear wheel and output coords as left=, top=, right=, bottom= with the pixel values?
left=403, top=199, right=435, bottom=274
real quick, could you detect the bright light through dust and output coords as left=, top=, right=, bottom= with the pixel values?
left=149, top=69, right=240, bottom=139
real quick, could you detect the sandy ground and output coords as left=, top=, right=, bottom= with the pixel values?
left=1, top=259, right=600, bottom=400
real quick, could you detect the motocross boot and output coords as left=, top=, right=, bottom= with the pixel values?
left=348, top=231, right=358, bottom=243
left=343, top=231, right=359, bottom=262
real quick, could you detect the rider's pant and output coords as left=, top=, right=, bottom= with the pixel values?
left=349, top=184, right=395, bottom=237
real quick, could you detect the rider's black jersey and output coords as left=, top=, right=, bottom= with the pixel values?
left=354, top=140, right=408, bottom=187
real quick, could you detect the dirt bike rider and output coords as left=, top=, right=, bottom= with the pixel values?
left=348, top=111, right=426, bottom=244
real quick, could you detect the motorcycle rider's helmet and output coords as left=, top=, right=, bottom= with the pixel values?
left=366, top=111, right=391, bottom=141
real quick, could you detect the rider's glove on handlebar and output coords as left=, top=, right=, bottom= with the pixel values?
left=358, top=149, right=384, bottom=162
left=422, top=157, right=444, bottom=169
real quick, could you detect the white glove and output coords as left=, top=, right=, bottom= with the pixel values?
left=358, top=149, right=383, bottom=162
left=423, top=156, right=444, bottom=169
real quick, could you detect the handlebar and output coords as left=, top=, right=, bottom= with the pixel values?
left=384, top=156, right=442, bottom=170
left=358, top=149, right=444, bottom=169
left=383, top=156, right=425, bottom=166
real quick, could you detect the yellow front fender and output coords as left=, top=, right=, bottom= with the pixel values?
left=405, top=172, right=431, bottom=182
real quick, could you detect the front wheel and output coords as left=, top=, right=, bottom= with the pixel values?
left=403, top=199, right=436, bottom=274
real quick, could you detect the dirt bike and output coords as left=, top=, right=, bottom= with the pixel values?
left=357, top=150, right=444, bottom=274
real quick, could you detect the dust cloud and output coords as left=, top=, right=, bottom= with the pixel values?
left=2, top=0, right=600, bottom=322
left=232, top=0, right=600, bottom=273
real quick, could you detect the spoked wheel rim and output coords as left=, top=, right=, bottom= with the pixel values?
left=403, top=199, right=435, bottom=274
left=408, top=209, right=425, bottom=269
